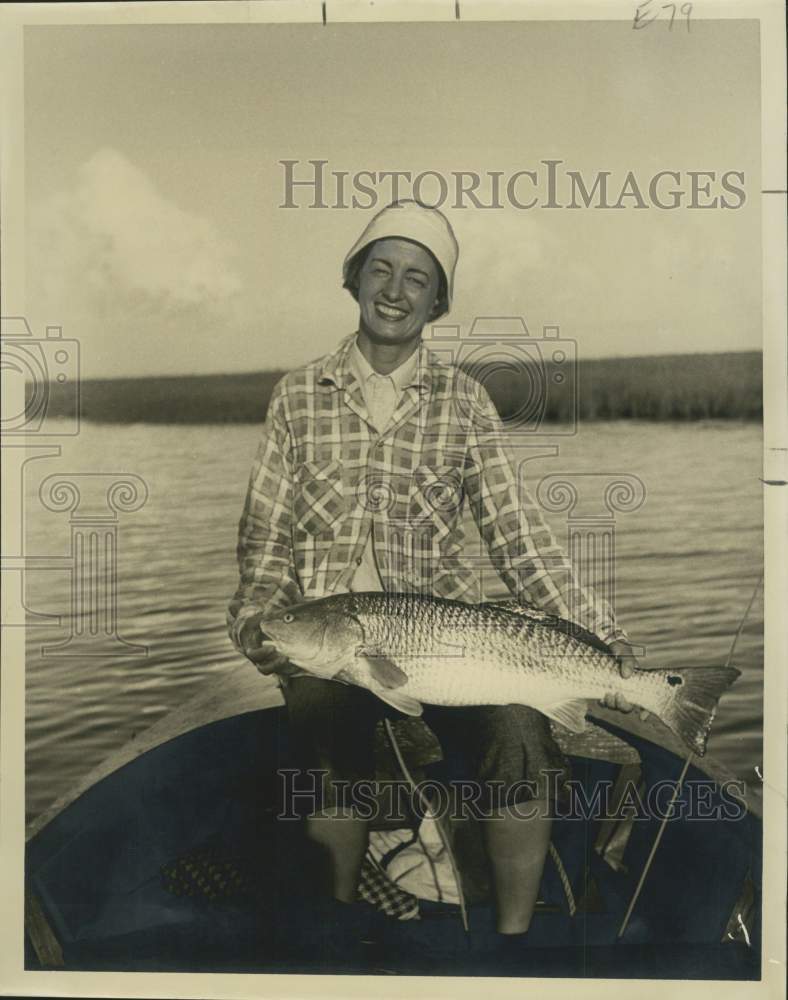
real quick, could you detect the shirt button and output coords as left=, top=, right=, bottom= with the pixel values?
left=356, top=557, right=363, bottom=566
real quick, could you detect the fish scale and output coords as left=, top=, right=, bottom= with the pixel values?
left=349, top=594, right=630, bottom=706
left=261, top=592, right=741, bottom=756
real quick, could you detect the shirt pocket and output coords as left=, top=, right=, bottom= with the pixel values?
left=293, top=459, right=346, bottom=535
left=408, top=464, right=464, bottom=542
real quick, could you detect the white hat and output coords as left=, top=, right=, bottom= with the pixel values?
left=342, top=200, right=459, bottom=317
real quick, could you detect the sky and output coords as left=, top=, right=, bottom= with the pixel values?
left=23, top=20, right=761, bottom=378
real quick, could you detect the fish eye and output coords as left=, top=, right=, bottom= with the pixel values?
left=283, top=613, right=294, bottom=624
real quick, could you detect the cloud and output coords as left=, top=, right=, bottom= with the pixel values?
left=33, top=147, right=242, bottom=306
left=27, top=148, right=245, bottom=375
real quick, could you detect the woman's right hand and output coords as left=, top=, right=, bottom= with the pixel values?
left=239, top=611, right=291, bottom=676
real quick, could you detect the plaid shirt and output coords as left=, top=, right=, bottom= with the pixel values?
left=227, top=332, right=626, bottom=650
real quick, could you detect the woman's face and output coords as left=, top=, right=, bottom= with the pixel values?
left=356, top=238, right=441, bottom=347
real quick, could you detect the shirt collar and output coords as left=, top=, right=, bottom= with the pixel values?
left=348, top=335, right=421, bottom=393
left=318, top=331, right=440, bottom=394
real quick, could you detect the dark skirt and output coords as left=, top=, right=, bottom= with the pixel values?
left=279, top=674, right=571, bottom=818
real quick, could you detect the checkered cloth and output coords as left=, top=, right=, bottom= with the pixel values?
left=358, top=853, right=421, bottom=921
left=228, top=332, right=626, bottom=649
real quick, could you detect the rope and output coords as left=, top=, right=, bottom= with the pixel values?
left=548, top=842, right=577, bottom=917
left=383, top=718, right=470, bottom=933
left=617, top=574, right=763, bottom=939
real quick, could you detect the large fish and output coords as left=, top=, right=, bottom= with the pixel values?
left=260, top=592, right=740, bottom=757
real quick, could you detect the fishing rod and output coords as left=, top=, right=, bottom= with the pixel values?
left=383, top=717, right=471, bottom=933
left=383, top=720, right=578, bottom=933
left=617, top=573, right=763, bottom=940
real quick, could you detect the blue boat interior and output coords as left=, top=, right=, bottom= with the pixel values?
left=25, top=707, right=762, bottom=978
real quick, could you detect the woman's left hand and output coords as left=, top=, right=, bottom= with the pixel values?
left=600, top=639, right=650, bottom=720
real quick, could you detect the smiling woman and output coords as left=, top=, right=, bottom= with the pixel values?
left=344, top=237, right=448, bottom=317
left=355, top=238, right=442, bottom=355
left=225, top=198, right=654, bottom=938
left=343, top=199, right=457, bottom=311
left=340, top=201, right=458, bottom=374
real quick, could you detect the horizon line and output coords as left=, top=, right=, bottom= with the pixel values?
left=40, top=348, right=762, bottom=384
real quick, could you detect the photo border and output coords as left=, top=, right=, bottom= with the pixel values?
left=1, top=2, right=784, bottom=998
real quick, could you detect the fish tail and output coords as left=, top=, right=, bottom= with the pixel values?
left=659, top=665, right=741, bottom=757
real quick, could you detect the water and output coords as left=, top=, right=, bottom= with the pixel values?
left=24, top=421, right=763, bottom=823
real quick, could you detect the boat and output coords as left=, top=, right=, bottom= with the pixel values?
left=25, top=664, right=762, bottom=978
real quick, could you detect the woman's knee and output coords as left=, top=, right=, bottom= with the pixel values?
left=467, top=705, right=569, bottom=808
left=282, top=675, right=379, bottom=794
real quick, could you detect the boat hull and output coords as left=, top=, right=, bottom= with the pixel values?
left=25, top=706, right=761, bottom=977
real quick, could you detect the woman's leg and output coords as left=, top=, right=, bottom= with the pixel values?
left=305, top=809, right=370, bottom=903
left=281, top=675, right=382, bottom=902
left=481, top=797, right=552, bottom=934
left=424, top=703, right=567, bottom=934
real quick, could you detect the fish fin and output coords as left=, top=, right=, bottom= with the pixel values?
left=540, top=699, right=589, bottom=733
left=482, top=598, right=554, bottom=620
left=357, top=652, right=409, bottom=689
left=659, top=665, right=740, bottom=757
left=483, top=601, right=615, bottom=657
left=286, top=657, right=348, bottom=681
left=370, top=686, right=424, bottom=718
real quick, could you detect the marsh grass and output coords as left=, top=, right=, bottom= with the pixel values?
left=490, top=352, right=762, bottom=423
left=37, top=351, right=761, bottom=424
